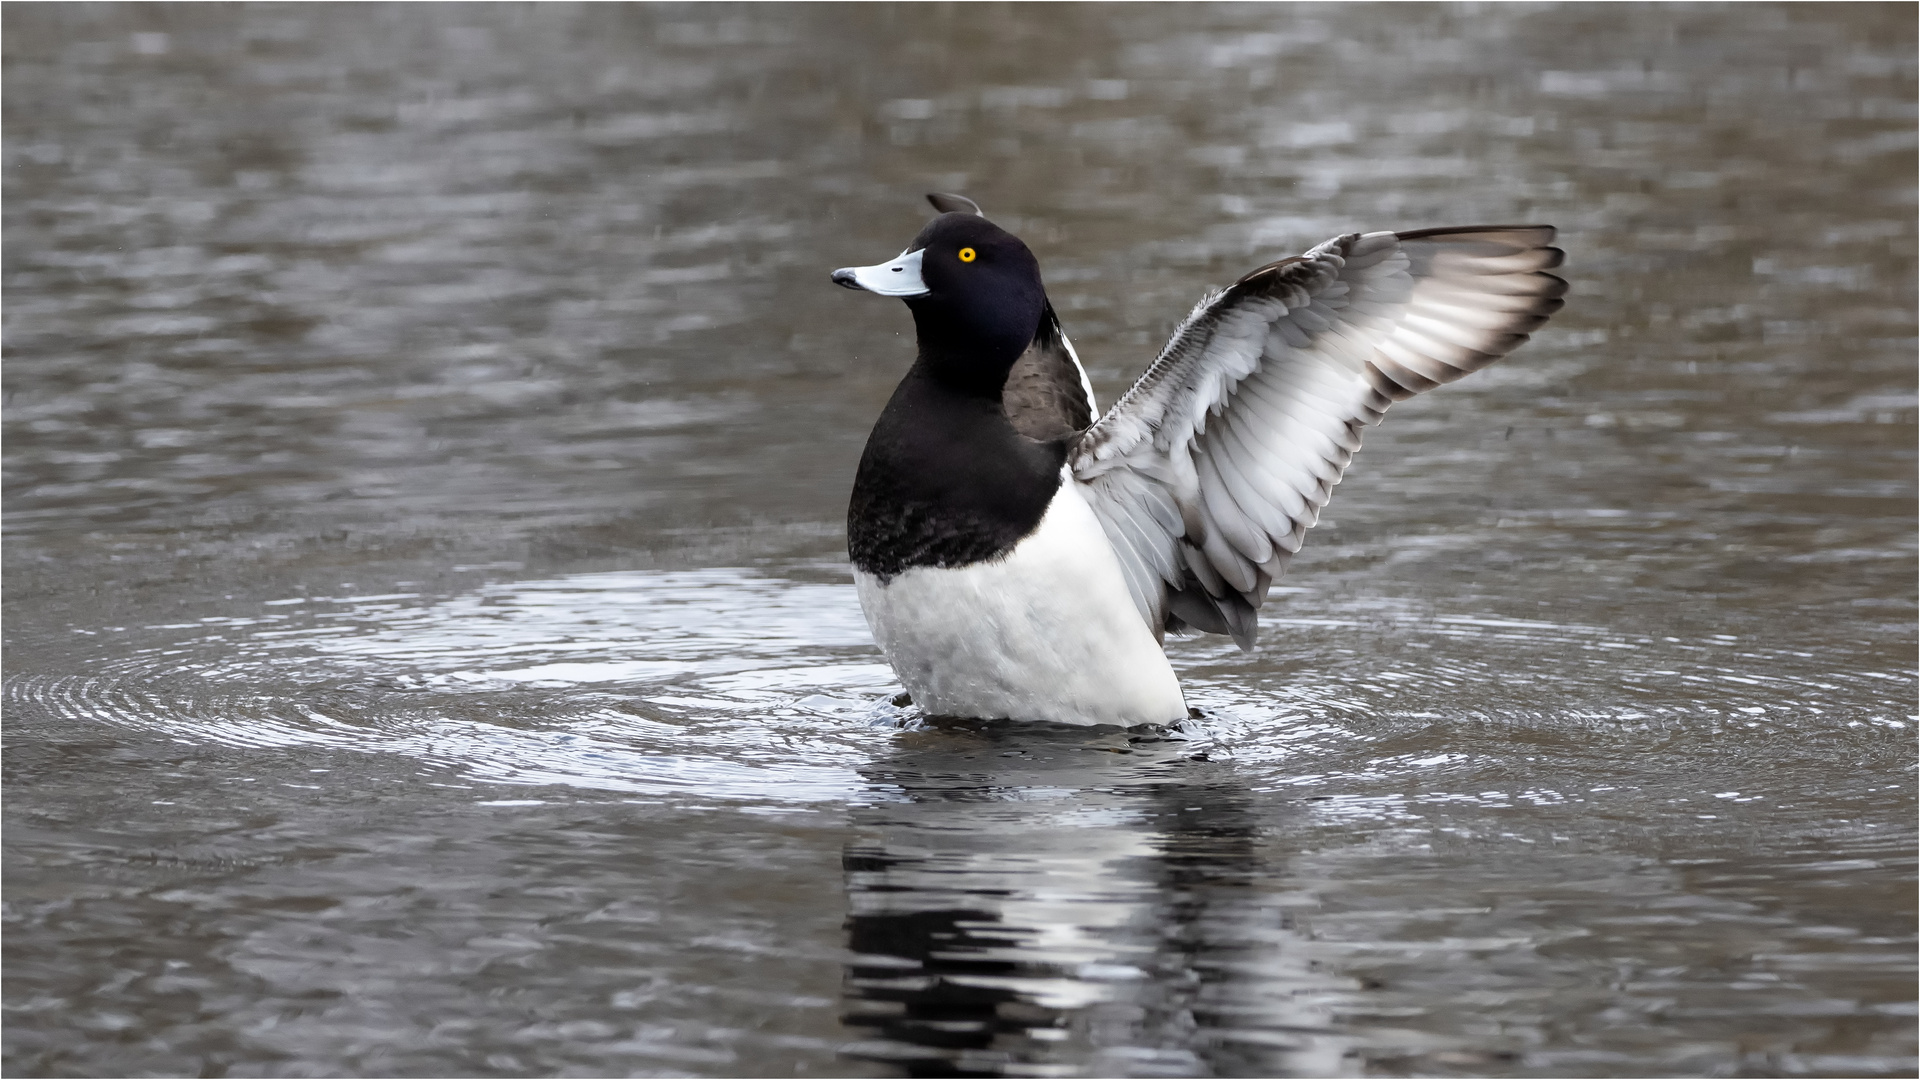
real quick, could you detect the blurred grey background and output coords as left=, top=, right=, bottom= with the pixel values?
left=6, top=4, right=1912, bottom=588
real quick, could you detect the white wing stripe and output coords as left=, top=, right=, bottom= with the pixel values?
left=1238, top=368, right=1370, bottom=451
left=1422, top=247, right=1560, bottom=275
left=1373, top=340, right=1467, bottom=387
left=1407, top=296, right=1539, bottom=331
left=1209, top=426, right=1301, bottom=539
left=1376, top=331, right=1483, bottom=375
left=1252, top=354, right=1357, bottom=417
left=1196, top=452, right=1275, bottom=568
left=1210, top=417, right=1322, bottom=523
left=1251, top=359, right=1374, bottom=440
left=1232, top=408, right=1343, bottom=486
left=1400, top=309, right=1525, bottom=352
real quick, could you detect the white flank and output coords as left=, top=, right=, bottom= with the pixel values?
left=855, top=474, right=1187, bottom=727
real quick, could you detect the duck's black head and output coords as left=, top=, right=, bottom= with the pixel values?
left=833, top=204, right=1048, bottom=397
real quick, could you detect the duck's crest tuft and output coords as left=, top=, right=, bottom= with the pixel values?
left=926, top=192, right=986, bottom=217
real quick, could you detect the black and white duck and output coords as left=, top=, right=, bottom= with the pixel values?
left=833, top=192, right=1565, bottom=726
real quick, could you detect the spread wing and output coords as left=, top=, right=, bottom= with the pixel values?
left=1071, top=226, right=1567, bottom=649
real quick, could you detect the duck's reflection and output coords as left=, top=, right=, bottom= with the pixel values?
left=842, top=720, right=1351, bottom=1078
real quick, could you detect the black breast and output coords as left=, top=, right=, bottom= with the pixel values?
left=849, top=366, right=1070, bottom=581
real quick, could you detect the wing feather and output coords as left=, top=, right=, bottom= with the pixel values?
left=1213, top=423, right=1304, bottom=540
left=1235, top=374, right=1364, bottom=460
left=1197, top=449, right=1276, bottom=566
left=1072, top=225, right=1566, bottom=650
left=1212, top=418, right=1316, bottom=525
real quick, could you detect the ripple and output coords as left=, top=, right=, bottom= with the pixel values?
left=9, top=569, right=901, bottom=804
left=11, top=567, right=1913, bottom=813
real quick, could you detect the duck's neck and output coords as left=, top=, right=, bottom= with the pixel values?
left=906, top=305, right=1034, bottom=400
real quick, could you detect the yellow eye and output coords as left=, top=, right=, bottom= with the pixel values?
left=958, top=247, right=976, bottom=263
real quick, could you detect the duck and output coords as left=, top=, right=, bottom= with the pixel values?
left=833, top=192, right=1565, bottom=727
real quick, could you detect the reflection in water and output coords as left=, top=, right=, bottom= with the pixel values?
left=843, top=723, right=1349, bottom=1077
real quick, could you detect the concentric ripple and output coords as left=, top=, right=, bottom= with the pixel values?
left=8, top=568, right=903, bottom=803
left=11, top=565, right=1909, bottom=815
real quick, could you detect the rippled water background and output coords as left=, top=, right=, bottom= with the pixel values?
left=4, top=5, right=1914, bottom=1076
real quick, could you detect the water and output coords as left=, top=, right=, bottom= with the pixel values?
left=4, top=5, right=1914, bottom=1076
